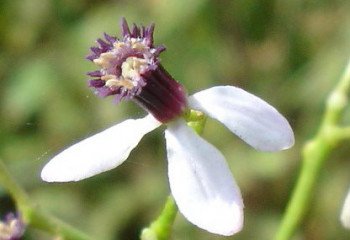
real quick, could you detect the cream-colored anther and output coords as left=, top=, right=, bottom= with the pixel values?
left=121, top=57, right=148, bottom=80
left=132, top=42, right=144, bottom=50
left=105, top=79, right=119, bottom=88
left=113, top=42, right=126, bottom=49
left=93, top=52, right=115, bottom=68
left=101, top=74, right=116, bottom=81
left=105, top=78, right=134, bottom=90
left=128, top=38, right=147, bottom=50
left=118, top=79, right=135, bottom=89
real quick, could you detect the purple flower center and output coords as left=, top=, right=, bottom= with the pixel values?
left=87, top=18, right=187, bottom=123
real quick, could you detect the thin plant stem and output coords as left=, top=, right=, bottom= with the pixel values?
left=275, top=59, right=350, bottom=240
left=140, top=196, right=178, bottom=240
left=0, top=159, right=91, bottom=240
left=0, top=160, right=29, bottom=210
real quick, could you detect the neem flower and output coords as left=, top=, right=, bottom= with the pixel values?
left=341, top=188, right=350, bottom=229
left=0, top=213, right=25, bottom=240
left=41, top=18, right=294, bottom=236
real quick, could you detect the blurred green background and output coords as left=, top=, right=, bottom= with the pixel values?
left=1, top=0, right=350, bottom=239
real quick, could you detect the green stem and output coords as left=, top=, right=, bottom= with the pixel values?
left=0, top=159, right=91, bottom=240
left=275, top=58, right=350, bottom=240
left=0, top=160, right=29, bottom=210
left=28, top=208, right=91, bottom=240
left=140, top=197, right=178, bottom=240
left=274, top=139, right=332, bottom=240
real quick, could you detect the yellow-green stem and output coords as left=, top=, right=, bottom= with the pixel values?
left=275, top=58, right=350, bottom=240
left=140, top=196, right=177, bottom=240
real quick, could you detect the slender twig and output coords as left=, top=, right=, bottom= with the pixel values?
left=275, top=59, right=350, bottom=240
left=140, top=196, right=178, bottom=240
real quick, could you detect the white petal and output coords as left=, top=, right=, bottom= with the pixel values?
left=341, top=188, right=350, bottom=229
left=41, top=114, right=161, bottom=182
left=188, top=86, right=294, bottom=151
left=165, top=119, right=243, bottom=236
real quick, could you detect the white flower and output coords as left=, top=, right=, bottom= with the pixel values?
left=41, top=85, right=294, bottom=236
left=341, top=188, right=350, bottom=229
left=42, top=18, right=294, bottom=236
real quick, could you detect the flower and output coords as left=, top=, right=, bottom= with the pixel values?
left=41, top=18, right=294, bottom=236
left=341, top=188, right=350, bottom=229
left=0, top=213, right=25, bottom=240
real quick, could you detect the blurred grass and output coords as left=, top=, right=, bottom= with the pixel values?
left=0, top=0, right=350, bottom=239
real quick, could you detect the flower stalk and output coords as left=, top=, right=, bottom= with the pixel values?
left=140, top=196, right=177, bottom=240
left=0, top=160, right=29, bottom=211
left=275, top=58, right=350, bottom=240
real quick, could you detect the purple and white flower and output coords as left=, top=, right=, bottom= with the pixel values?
left=41, top=18, right=294, bottom=236
left=0, top=213, right=25, bottom=240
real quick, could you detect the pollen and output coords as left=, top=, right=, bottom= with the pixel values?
left=121, top=57, right=148, bottom=80
left=104, top=78, right=134, bottom=89
left=130, top=38, right=148, bottom=50
left=93, top=52, right=115, bottom=68
left=113, top=42, right=126, bottom=49
left=101, top=73, right=135, bottom=90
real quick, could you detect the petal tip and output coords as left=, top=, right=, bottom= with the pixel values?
left=40, top=163, right=56, bottom=182
left=40, top=161, right=70, bottom=183
left=212, top=204, right=244, bottom=236
left=189, top=86, right=296, bottom=152
left=188, top=201, right=244, bottom=236
left=273, top=123, right=295, bottom=151
left=340, top=190, right=350, bottom=229
left=282, top=133, right=295, bottom=150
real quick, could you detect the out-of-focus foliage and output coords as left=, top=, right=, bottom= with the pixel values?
left=0, top=0, right=350, bottom=239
